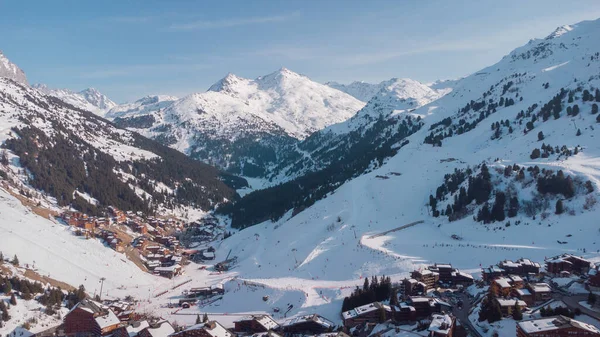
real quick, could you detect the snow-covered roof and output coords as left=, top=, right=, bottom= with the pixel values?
left=182, top=321, right=232, bottom=337
left=529, top=283, right=551, bottom=293
left=283, top=314, right=334, bottom=329
left=342, top=302, right=380, bottom=320
left=508, top=275, right=523, bottom=282
left=493, top=277, right=512, bottom=288
left=254, top=315, right=280, bottom=330
left=127, top=320, right=150, bottom=337
left=496, top=298, right=527, bottom=307
left=518, top=316, right=600, bottom=334
left=145, top=321, right=175, bottom=337
left=154, top=264, right=181, bottom=272
left=516, top=289, right=532, bottom=296
left=95, top=308, right=121, bottom=329
left=428, top=314, right=453, bottom=335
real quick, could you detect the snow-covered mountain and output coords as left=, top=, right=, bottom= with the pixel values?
left=0, top=54, right=244, bottom=217
left=325, top=81, right=383, bottom=103
left=32, top=84, right=116, bottom=115
left=112, top=68, right=365, bottom=177
left=327, top=77, right=452, bottom=104
left=0, top=50, right=28, bottom=86
left=265, top=78, right=449, bottom=182
left=106, top=95, right=178, bottom=119
left=226, top=17, right=600, bottom=265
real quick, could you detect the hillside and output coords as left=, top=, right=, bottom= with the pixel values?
left=110, top=68, right=365, bottom=177
left=220, top=17, right=600, bottom=271
left=0, top=74, right=244, bottom=217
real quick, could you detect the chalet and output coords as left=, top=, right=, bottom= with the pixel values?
left=494, top=298, right=527, bottom=316
left=281, top=315, right=334, bottom=334
left=481, top=266, right=505, bottom=283
left=517, top=315, right=600, bottom=337
left=201, top=251, right=216, bottom=261
left=450, top=270, right=474, bottom=286
left=406, top=297, right=450, bottom=320
left=138, top=321, right=175, bottom=337
left=490, top=277, right=515, bottom=297
left=512, top=288, right=534, bottom=306
left=430, top=264, right=454, bottom=284
left=394, top=303, right=417, bottom=322
left=410, top=269, right=439, bottom=288
left=589, top=265, right=600, bottom=290
left=428, top=314, right=455, bottom=337
left=64, top=299, right=122, bottom=337
left=154, top=264, right=182, bottom=279
left=545, top=254, right=591, bottom=276
left=170, top=321, right=232, bottom=337
left=526, top=283, right=552, bottom=303
left=498, top=259, right=541, bottom=276
left=188, top=284, right=225, bottom=298
left=399, top=278, right=427, bottom=297
left=233, top=314, right=279, bottom=333
left=342, top=302, right=391, bottom=328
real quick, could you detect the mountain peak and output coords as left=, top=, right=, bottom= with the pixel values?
left=0, top=50, right=28, bottom=86
left=545, top=25, right=573, bottom=40
left=207, top=73, right=247, bottom=92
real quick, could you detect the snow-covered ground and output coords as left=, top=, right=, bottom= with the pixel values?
left=2, top=16, right=600, bottom=333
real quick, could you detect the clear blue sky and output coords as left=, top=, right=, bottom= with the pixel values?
left=1, top=0, right=599, bottom=102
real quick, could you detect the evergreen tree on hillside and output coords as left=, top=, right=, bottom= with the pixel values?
left=577, top=129, right=582, bottom=136
left=9, top=293, right=16, bottom=305
left=491, top=192, right=506, bottom=221
left=203, top=313, right=209, bottom=323
left=537, top=131, right=544, bottom=141
left=555, top=200, right=564, bottom=215
left=11, top=255, right=18, bottom=266
left=508, top=197, right=519, bottom=218
left=592, top=103, right=598, bottom=114
left=196, top=314, right=201, bottom=324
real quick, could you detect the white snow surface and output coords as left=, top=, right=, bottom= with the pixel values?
left=106, top=95, right=178, bottom=119
left=0, top=51, right=28, bottom=86
left=33, top=84, right=116, bottom=116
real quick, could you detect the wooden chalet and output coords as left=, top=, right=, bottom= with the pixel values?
left=526, top=283, right=552, bottom=303
left=428, top=314, right=455, bottom=337
left=545, top=254, right=591, bottom=276
left=517, top=316, right=600, bottom=336
left=342, top=302, right=391, bottom=328
left=281, top=314, right=334, bottom=334
left=64, top=299, right=123, bottom=337
left=233, top=314, right=280, bottom=333
left=170, top=321, right=232, bottom=337
left=494, top=298, right=527, bottom=316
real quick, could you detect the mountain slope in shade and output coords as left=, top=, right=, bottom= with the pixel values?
left=112, top=68, right=365, bottom=177
left=0, top=50, right=28, bottom=86
left=33, top=84, right=116, bottom=115
left=264, top=77, right=449, bottom=182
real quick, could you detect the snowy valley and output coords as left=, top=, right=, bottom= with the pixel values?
left=1, top=15, right=600, bottom=337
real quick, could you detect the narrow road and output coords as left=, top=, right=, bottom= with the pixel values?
left=367, top=220, right=424, bottom=239
left=452, top=292, right=483, bottom=337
